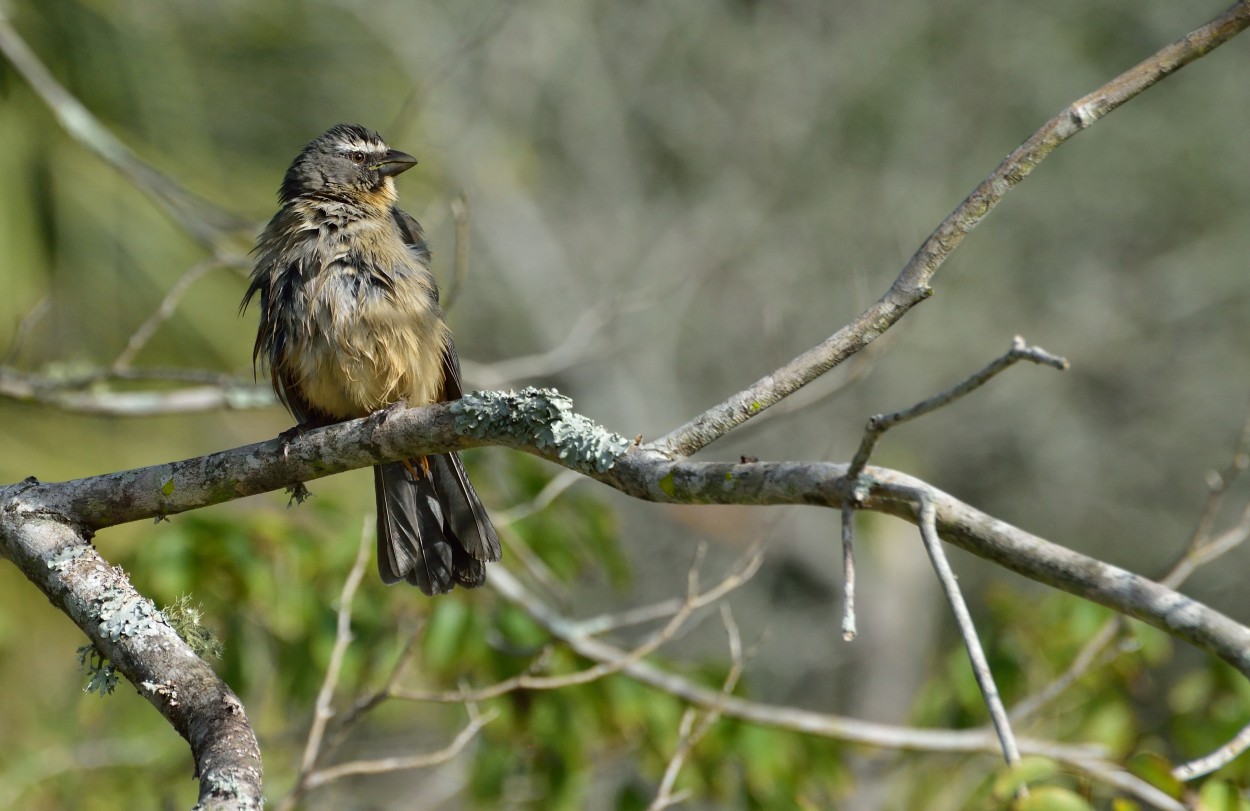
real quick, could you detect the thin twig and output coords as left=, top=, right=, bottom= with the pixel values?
left=1163, top=405, right=1250, bottom=588
left=916, top=496, right=1021, bottom=769
left=650, top=709, right=697, bottom=810
left=302, top=706, right=498, bottom=789
left=1164, top=502, right=1250, bottom=590
left=731, top=329, right=894, bottom=443
left=1166, top=408, right=1250, bottom=781
left=649, top=606, right=751, bottom=811
left=492, top=469, right=584, bottom=527
left=112, top=255, right=246, bottom=372
left=571, top=597, right=689, bottom=638
left=328, top=624, right=425, bottom=751
left=1173, top=724, right=1250, bottom=783
left=0, top=370, right=272, bottom=416
left=840, top=505, right=857, bottom=641
left=1009, top=618, right=1125, bottom=722
left=385, top=0, right=517, bottom=139
left=2, top=297, right=50, bottom=365
left=1007, top=405, right=1250, bottom=753
left=494, top=525, right=567, bottom=606
left=847, top=337, right=1067, bottom=479
left=460, top=304, right=615, bottom=388
left=392, top=545, right=765, bottom=705
left=278, top=521, right=373, bottom=811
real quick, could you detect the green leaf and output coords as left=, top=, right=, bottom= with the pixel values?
left=1198, top=779, right=1250, bottom=811
left=1014, top=786, right=1094, bottom=811
left=1126, top=752, right=1183, bottom=798
left=993, top=757, right=1060, bottom=801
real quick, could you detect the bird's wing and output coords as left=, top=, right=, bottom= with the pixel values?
left=392, top=206, right=465, bottom=402
left=391, top=207, right=432, bottom=270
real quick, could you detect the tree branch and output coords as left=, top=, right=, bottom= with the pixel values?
left=7, top=387, right=1250, bottom=786
left=653, top=0, right=1250, bottom=457
left=0, top=13, right=246, bottom=247
left=0, top=499, right=262, bottom=810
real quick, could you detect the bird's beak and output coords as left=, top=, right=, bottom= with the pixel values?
left=375, top=149, right=417, bottom=177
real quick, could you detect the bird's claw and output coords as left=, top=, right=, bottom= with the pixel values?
left=368, top=400, right=409, bottom=429
left=277, top=424, right=308, bottom=459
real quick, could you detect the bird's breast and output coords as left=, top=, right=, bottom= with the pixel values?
left=281, top=238, right=449, bottom=419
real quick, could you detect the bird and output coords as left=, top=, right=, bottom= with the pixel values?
left=241, top=123, right=501, bottom=595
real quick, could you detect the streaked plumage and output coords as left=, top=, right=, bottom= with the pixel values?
left=243, top=124, right=501, bottom=594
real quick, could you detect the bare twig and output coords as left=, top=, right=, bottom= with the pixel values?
left=301, top=705, right=498, bottom=790
left=571, top=597, right=692, bottom=638
left=2, top=297, right=50, bottom=365
left=654, top=2, right=1250, bottom=457
left=649, top=605, right=751, bottom=810
left=492, top=469, right=583, bottom=527
left=460, top=304, right=616, bottom=388
left=1163, top=405, right=1250, bottom=589
left=847, top=337, right=1068, bottom=479
left=278, top=521, right=373, bottom=811
left=384, top=0, right=517, bottom=139
left=1009, top=618, right=1126, bottom=723
left=915, top=495, right=1021, bottom=769
left=731, top=330, right=894, bottom=442
left=391, top=544, right=765, bottom=704
left=840, top=505, right=857, bottom=641
left=112, top=255, right=247, bottom=372
left=1174, top=724, right=1250, bottom=783
left=322, top=624, right=426, bottom=757
left=1165, top=502, right=1250, bottom=591
left=0, top=368, right=271, bottom=416
left=650, top=710, right=697, bottom=810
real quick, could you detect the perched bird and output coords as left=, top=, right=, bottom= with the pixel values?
left=242, top=123, right=501, bottom=595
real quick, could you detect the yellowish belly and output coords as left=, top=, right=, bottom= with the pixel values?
left=284, top=271, right=449, bottom=419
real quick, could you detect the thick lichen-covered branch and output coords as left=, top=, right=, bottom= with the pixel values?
left=452, top=387, right=631, bottom=473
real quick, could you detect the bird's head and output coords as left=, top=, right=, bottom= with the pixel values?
left=278, top=123, right=416, bottom=206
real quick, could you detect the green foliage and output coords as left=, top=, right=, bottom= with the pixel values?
left=1197, top=779, right=1250, bottom=811
left=1168, top=660, right=1250, bottom=784
left=506, top=453, right=629, bottom=589
left=1013, top=786, right=1094, bottom=811
left=900, top=585, right=1250, bottom=808
left=1126, top=752, right=1183, bottom=799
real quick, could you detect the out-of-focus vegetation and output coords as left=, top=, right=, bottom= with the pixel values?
left=1, top=0, right=1248, bottom=808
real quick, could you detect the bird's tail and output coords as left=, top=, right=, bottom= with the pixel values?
left=374, top=453, right=501, bottom=595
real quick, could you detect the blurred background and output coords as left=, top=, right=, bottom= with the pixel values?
left=1, top=0, right=1249, bottom=808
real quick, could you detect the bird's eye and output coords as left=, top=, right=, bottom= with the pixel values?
left=349, top=151, right=367, bottom=164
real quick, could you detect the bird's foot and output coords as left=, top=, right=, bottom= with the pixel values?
left=399, top=456, right=432, bottom=481
left=277, top=423, right=311, bottom=459
left=368, top=400, right=410, bottom=428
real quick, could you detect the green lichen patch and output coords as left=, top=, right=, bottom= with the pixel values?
left=453, top=388, right=630, bottom=473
